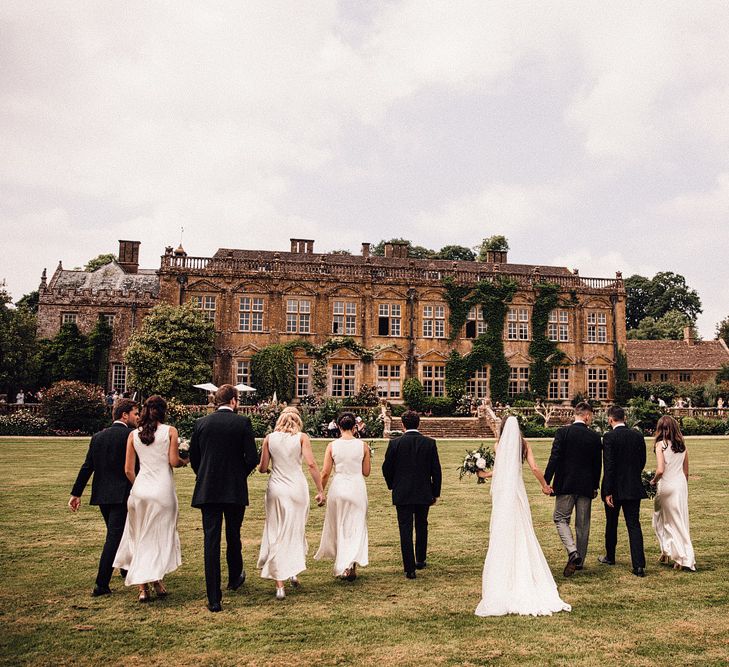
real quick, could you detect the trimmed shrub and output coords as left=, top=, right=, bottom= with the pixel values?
left=680, top=416, right=728, bottom=436
left=403, top=378, right=425, bottom=411
left=42, top=381, right=107, bottom=434
left=166, top=398, right=207, bottom=440
left=627, top=397, right=662, bottom=434
left=0, top=410, right=51, bottom=436
left=421, top=397, right=456, bottom=416
left=343, top=384, right=379, bottom=407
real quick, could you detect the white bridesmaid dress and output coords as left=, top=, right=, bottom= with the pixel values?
left=653, top=442, right=696, bottom=570
left=315, top=438, right=369, bottom=575
left=114, top=424, right=181, bottom=585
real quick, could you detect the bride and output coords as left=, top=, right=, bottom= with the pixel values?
left=475, top=416, right=572, bottom=617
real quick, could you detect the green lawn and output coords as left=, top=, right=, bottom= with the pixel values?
left=1, top=436, right=727, bottom=667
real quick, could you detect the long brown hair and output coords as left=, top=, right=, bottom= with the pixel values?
left=654, top=415, right=685, bottom=453
left=138, top=395, right=167, bottom=445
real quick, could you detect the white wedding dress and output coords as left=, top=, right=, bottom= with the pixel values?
left=475, top=416, right=571, bottom=617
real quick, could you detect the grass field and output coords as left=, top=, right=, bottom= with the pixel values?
left=1, top=436, right=727, bottom=667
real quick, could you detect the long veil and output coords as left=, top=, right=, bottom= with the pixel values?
left=490, top=415, right=524, bottom=501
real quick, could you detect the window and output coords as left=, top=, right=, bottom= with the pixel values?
left=588, top=368, right=609, bottom=400
left=286, top=299, right=311, bottom=334
left=643, top=372, right=653, bottom=382
left=331, top=363, right=356, bottom=397
left=660, top=373, right=669, bottom=382
left=465, top=306, right=487, bottom=338
left=236, top=361, right=251, bottom=386
left=111, top=364, right=127, bottom=392
left=548, top=310, right=569, bottom=342
left=628, top=372, right=637, bottom=382
left=377, top=304, right=402, bottom=336
left=467, top=367, right=489, bottom=398
left=509, top=366, right=530, bottom=397
left=587, top=311, right=608, bottom=343
left=296, top=362, right=310, bottom=397
left=61, top=312, right=77, bottom=325
left=377, top=364, right=402, bottom=398
left=239, top=297, right=264, bottom=332
left=507, top=308, right=529, bottom=340
left=102, top=314, right=115, bottom=327
left=549, top=367, right=570, bottom=400
left=679, top=372, right=692, bottom=382
left=332, top=301, right=357, bottom=335
left=422, top=365, right=445, bottom=397
left=422, top=305, right=446, bottom=338
left=192, top=295, right=216, bottom=322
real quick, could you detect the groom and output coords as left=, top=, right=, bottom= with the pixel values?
left=544, top=401, right=602, bottom=577
left=382, top=410, right=441, bottom=579
left=190, top=384, right=259, bottom=612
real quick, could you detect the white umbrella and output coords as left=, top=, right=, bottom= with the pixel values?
left=235, top=383, right=256, bottom=392
left=193, top=382, right=218, bottom=392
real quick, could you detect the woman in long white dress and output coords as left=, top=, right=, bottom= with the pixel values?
left=113, top=395, right=187, bottom=602
left=315, top=412, right=370, bottom=581
left=475, top=416, right=572, bottom=617
left=651, top=415, right=696, bottom=571
left=257, top=407, right=325, bottom=599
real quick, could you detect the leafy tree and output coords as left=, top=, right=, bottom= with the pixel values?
left=716, top=364, right=729, bottom=384
left=436, top=245, right=476, bottom=261
left=87, top=317, right=113, bottom=387
left=250, top=344, right=296, bottom=402
left=625, top=272, right=702, bottom=330
left=125, top=303, right=215, bottom=402
left=477, top=235, right=509, bottom=260
left=624, top=274, right=653, bottom=330
left=42, top=380, right=107, bottom=434
left=36, top=323, right=91, bottom=384
left=0, top=287, right=39, bottom=396
left=329, top=249, right=352, bottom=255
left=627, top=310, right=695, bottom=340
left=15, top=290, right=39, bottom=314
left=85, top=253, right=116, bottom=272
left=716, top=316, right=729, bottom=345
left=371, top=238, right=436, bottom=259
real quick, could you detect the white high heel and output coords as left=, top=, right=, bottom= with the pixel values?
left=275, top=586, right=286, bottom=600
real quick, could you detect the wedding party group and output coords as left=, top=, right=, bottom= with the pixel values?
left=68, top=386, right=696, bottom=617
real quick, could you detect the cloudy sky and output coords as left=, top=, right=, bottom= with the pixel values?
left=1, top=1, right=727, bottom=336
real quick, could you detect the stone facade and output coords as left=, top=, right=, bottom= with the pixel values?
left=38, top=238, right=627, bottom=402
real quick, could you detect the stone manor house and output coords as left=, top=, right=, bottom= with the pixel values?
left=37, top=239, right=628, bottom=403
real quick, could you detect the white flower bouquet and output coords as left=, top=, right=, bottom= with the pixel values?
left=642, top=469, right=657, bottom=499
left=458, top=445, right=495, bottom=484
left=178, top=437, right=191, bottom=460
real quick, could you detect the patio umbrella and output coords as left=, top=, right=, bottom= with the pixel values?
left=234, top=383, right=256, bottom=392
left=193, top=383, right=218, bottom=392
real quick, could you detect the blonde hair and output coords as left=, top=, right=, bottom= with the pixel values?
left=274, top=407, right=303, bottom=434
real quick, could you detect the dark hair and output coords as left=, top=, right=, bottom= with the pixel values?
left=654, top=415, right=686, bottom=453
left=607, top=405, right=625, bottom=422
left=113, top=398, right=138, bottom=421
left=138, top=395, right=167, bottom=445
left=574, top=401, right=593, bottom=416
left=338, top=412, right=356, bottom=432
left=214, top=384, right=238, bottom=407
left=401, top=410, right=420, bottom=430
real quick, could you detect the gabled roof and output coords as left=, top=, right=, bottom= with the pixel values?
left=626, top=339, right=729, bottom=371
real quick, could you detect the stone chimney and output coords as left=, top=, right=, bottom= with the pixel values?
left=118, top=240, right=141, bottom=274
left=384, top=242, right=409, bottom=259
left=684, top=326, right=696, bottom=346
left=290, top=238, right=315, bottom=254
left=485, top=249, right=508, bottom=264
left=361, top=242, right=370, bottom=258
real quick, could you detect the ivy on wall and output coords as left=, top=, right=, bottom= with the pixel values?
left=528, top=282, right=566, bottom=398
left=442, top=277, right=473, bottom=342
left=614, top=347, right=631, bottom=405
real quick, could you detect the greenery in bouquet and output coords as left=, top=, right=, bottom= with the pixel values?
left=458, top=444, right=495, bottom=484
left=642, top=470, right=657, bottom=499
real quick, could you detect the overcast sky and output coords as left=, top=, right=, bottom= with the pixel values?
left=1, top=1, right=727, bottom=336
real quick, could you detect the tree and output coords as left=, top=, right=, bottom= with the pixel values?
left=86, top=317, right=113, bottom=388
left=15, top=290, right=39, bottom=314
left=36, top=323, right=91, bottom=384
left=125, top=303, right=215, bottom=402
left=716, top=316, right=729, bottom=345
left=329, top=249, right=352, bottom=255
left=0, top=287, right=39, bottom=396
left=85, top=253, right=116, bottom=272
left=477, top=235, right=509, bottom=260
left=371, top=238, right=436, bottom=259
left=625, top=272, right=702, bottom=331
left=716, top=364, right=729, bottom=384
left=436, top=245, right=476, bottom=261
left=624, top=274, right=653, bottom=330
left=627, top=310, right=694, bottom=340
left=250, top=344, right=296, bottom=402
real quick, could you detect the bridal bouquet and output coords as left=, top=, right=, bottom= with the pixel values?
left=367, top=442, right=376, bottom=459
left=178, top=437, right=190, bottom=460
left=458, top=445, right=495, bottom=484
left=642, top=470, right=657, bottom=499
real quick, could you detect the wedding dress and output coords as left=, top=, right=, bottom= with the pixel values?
left=475, top=416, right=571, bottom=616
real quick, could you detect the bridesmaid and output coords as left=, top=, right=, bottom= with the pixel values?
left=315, top=412, right=370, bottom=581
left=651, top=415, right=696, bottom=571
left=257, top=407, right=325, bottom=599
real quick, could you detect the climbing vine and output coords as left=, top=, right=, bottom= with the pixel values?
left=442, top=276, right=473, bottom=342
left=528, top=282, right=566, bottom=398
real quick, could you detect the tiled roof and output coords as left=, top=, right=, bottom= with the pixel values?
left=50, top=261, right=159, bottom=296
left=626, top=339, right=729, bottom=371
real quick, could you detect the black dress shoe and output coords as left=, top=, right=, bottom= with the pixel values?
left=415, top=562, right=426, bottom=570
left=207, top=601, right=222, bottom=612
left=598, top=555, right=615, bottom=565
left=632, top=567, right=646, bottom=577
left=405, top=571, right=417, bottom=579
left=119, top=569, right=128, bottom=579
left=227, top=573, right=246, bottom=591
left=563, top=551, right=582, bottom=577
left=91, top=586, right=112, bottom=597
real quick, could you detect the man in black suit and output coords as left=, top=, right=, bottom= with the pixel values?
left=190, top=384, right=259, bottom=612
left=68, top=398, right=139, bottom=596
left=544, top=401, right=602, bottom=577
left=600, top=404, right=648, bottom=576
left=382, top=410, right=442, bottom=579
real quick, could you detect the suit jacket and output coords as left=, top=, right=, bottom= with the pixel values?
left=544, top=422, right=602, bottom=498
left=601, top=425, right=648, bottom=501
left=382, top=430, right=442, bottom=506
left=70, top=422, right=133, bottom=505
left=189, top=408, right=259, bottom=508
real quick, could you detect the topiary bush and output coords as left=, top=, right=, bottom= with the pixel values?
left=679, top=416, right=728, bottom=436
left=0, top=410, right=51, bottom=436
left=403, top=378, right=425, bottom=411
left=421, top=397, right=456, bottom=416
left=42, top=381, right=108, bottom=434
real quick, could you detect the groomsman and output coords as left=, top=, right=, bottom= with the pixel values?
left=600, top=405, right=648, bottom=576
left=190, top=384, right=259, bottom=612
left=68, top=399, right=139, bottom=596
left=544, top=401, right=602, bottom=577
left=382, top=411, right=442, bottom=579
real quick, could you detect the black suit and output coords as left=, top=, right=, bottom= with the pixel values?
left=382, top=430, right=442, bottom=573
left=70, top=422, right=133, bottom=589
left=190, top=408, right=259, bottom=604
left=601, top=425, right=647, bottom=570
